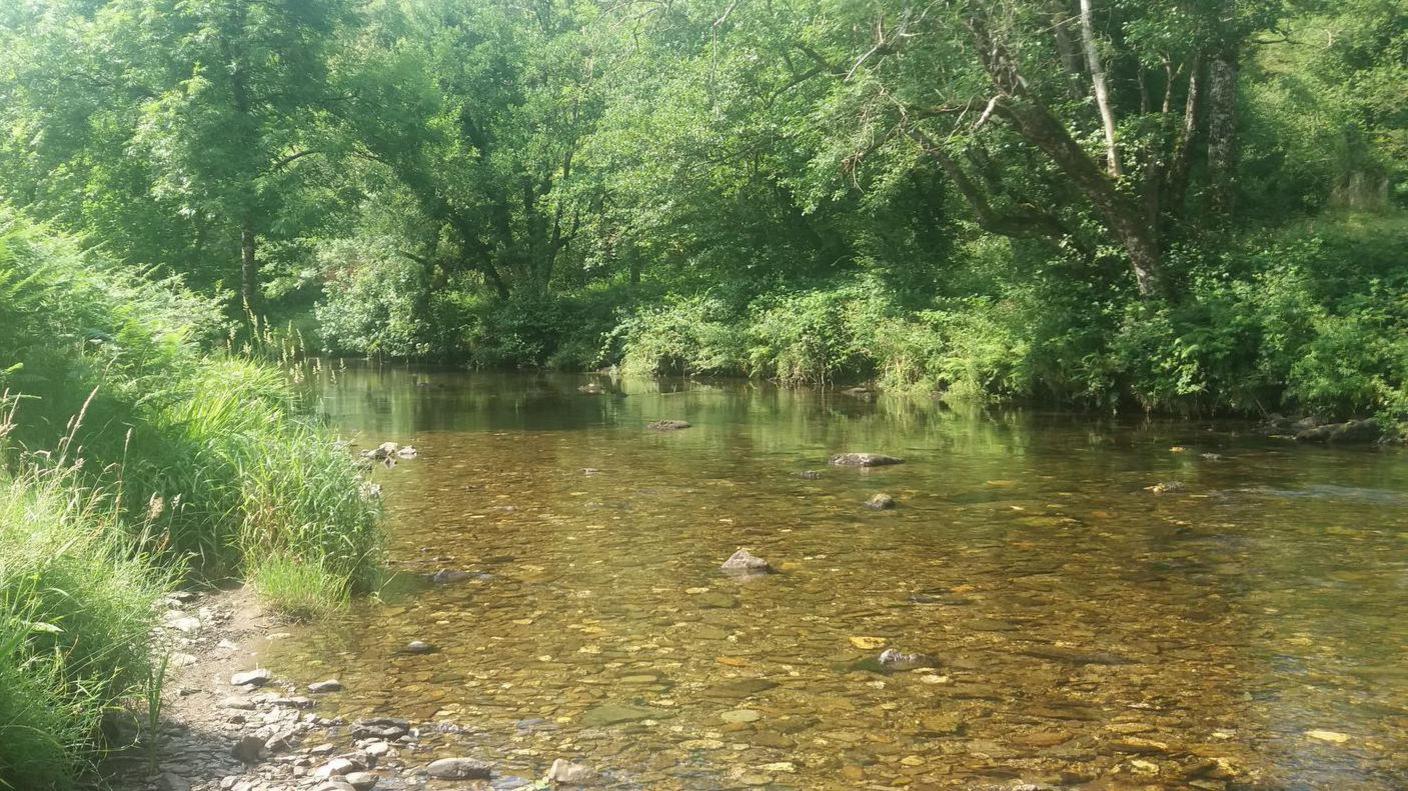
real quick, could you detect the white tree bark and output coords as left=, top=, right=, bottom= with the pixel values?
left=1078, top=0, right=1122, bottom=177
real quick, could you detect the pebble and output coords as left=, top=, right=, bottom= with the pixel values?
left=405, top=640, right=436, bottom=654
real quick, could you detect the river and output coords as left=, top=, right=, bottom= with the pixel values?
left=262, top=365, right=1408, bottom=789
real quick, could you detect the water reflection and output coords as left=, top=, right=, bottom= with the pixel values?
left=265, top=364, right=1408, bottom=789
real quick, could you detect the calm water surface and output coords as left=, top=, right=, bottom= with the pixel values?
left=265, top=367, right=1408, bottom=790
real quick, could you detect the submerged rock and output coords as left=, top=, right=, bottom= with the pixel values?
left=1295, top=419, right=1383, bottom=444
left=878, top=648, right=939, bottom=671
left=578, top=382, right=606, bottom=394
left=795, top=470, right=823, bottom=480
left=580, top=703, right=672, bottom=727
left=430, top=568, right=471, bottom=584
left=395, top=445, right=418, bottom=459
left=1144, top=481, right=1186, bottom=494
left=647, top=419, right=690, bottom=431
left=308, top=679, right=343, bottom=693
left=864, top=493, right=896, bottom=510
left=426, top=757, right=492, bottom=780
left=720, top=548, right=773, bottom=576
left=829, top=452, right=903, bottom=467
left=404, top=640, right=436, bottom=655
left=545, top=758, right=597, bottom=785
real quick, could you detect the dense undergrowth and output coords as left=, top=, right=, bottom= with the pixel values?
left=317, top=212, right=1408, bottom=425
left=0, top=209, right=382, bottom=787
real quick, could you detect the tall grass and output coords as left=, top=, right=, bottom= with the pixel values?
left=0, top=209, right=384, bottom=787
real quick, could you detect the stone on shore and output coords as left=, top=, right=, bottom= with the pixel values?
left=231, top=735, right=266, bottom=764
left=229, top=668, right=272, bottom=687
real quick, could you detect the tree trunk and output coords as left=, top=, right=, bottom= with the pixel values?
left=240, top=220, right=258, bottom=314
left=1078, top=0, right=1122, bottom=177
left=1206, top=51, right=1238, bottom=215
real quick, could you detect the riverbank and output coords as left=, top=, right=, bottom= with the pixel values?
left=107, top=585, right=575, bottom=791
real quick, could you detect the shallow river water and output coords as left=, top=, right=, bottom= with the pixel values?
left=264, top=366, right=1408, bottom=790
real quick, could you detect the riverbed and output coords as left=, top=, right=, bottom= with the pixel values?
left=264, top=366, right=1408, bottom=789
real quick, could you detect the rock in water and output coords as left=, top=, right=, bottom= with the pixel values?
left=395, top=445, right=418, bottom=459
left=308, top=679, right=343, bottom=693
left=431, top=568, right=471, bottom=584
left=362, top=441, right=399, bottom=461
left=878, top=648, right=939, bottom=671
left=795, top=470, right=823, bottom=480
left=545, top=758, right=597, bottom=785
left=720, top=548, right=773, bottom=576
left=578, top=382, right=606, bottom=394
left=426, top=757, right=492, bottom=780
left=230, top=668, right=272, bottom=687
left=829, top=452, right=903, bottom=467
left=405, top=640, right=436, bottom=654
left=864, top=493, right=896, bottom=510
left=1296, top=419, right=1383, bottom=444
left=647, top=419, right=690, bottom=431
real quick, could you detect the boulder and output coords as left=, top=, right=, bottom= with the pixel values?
left=720, top=548, right=773, bottom=576
left=647, top=419, right=690, bottom=431
left=426, top=757, right=492, bottom=780
left=829, top=452, right=903, bottom=467
left=1295, top=419, right=1383, bottom=444
left=864, top=493, right=896, bottom=510
left=395, top=445, right=418, bottom=459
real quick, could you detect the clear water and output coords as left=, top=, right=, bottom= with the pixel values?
left=264, top=366, right=1408, bottom=790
